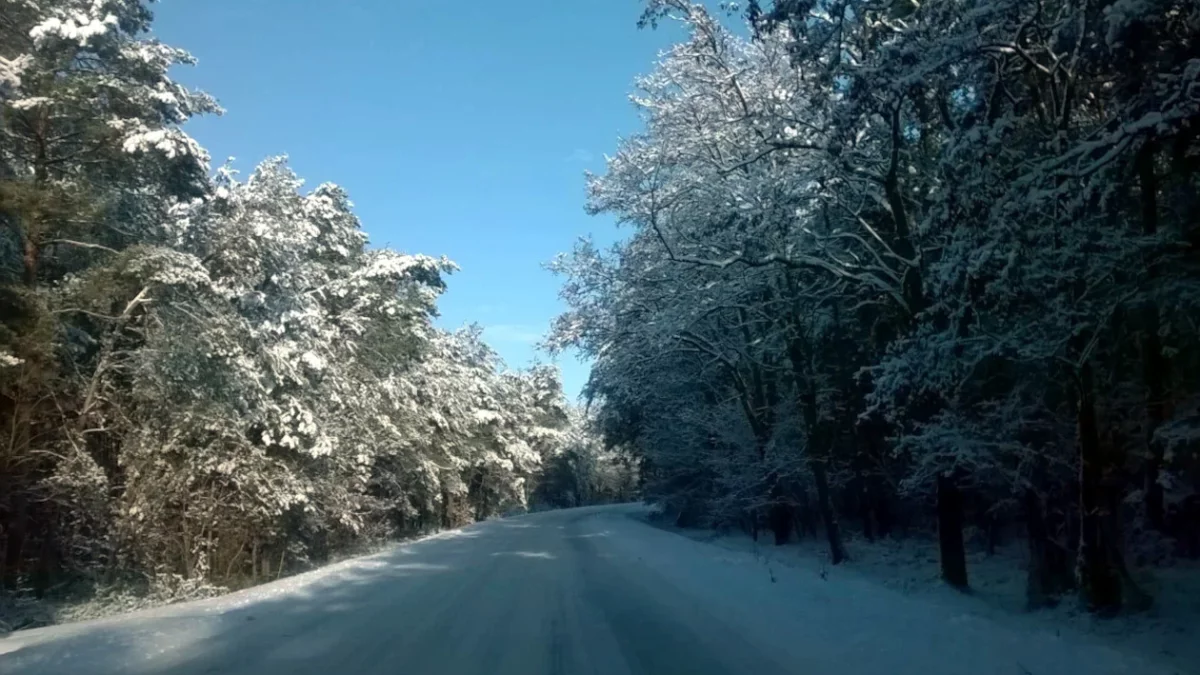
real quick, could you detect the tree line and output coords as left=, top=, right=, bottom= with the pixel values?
left=0, top=0, right=578, bottom=602
left=532, top=408, right=640, bottom=509
left=551, top=0, right=1200, bottom=613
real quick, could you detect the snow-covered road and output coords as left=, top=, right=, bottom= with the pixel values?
left=0, top=505, right=1176, bottom=675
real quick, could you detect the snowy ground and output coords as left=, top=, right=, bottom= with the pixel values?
left=0, top=537, right=408, bottom=632
left=0, top=504, right=1185, bottom=675
left=650, top=516, right=1200, bottom=675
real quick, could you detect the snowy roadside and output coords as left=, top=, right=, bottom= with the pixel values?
left=639, top=513, right=1198, bottom=675
left=0, top=524, right=477, bottom=640
left=0, top=505, right=1188, bottom=675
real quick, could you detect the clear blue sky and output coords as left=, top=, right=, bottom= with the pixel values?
left=151, top=0, right=687, bottom=401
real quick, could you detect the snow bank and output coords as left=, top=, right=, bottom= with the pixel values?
left=639, top=514, right=1194, bottom=675
left=0, top=524, right=482, bottom=669
left=1, top=506, right=1187, bottom=675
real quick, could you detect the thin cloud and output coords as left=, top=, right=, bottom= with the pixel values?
left=484, top=324, right=544, bottom=345
left=472, top=303, right=509, bottom=316
left=565, top=148, right=595, bottom=163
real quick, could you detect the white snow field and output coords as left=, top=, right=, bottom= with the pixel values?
left=0, top=504, right=1179, bottom=675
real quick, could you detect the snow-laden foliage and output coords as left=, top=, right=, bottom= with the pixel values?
left=0, top=0, right=570, bottom=596
left=531, top=407, right=640, bottom=509
left=554, top=0, right=1200, bottom=611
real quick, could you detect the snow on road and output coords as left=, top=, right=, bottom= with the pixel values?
left=0, top=505, right=1179, bottom=675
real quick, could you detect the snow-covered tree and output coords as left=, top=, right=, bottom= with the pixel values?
left=1, top=0, right=217, bottom=591
left=556, top=0, right=1200, bottom=613
left=0, top=1, right=576, bottom=596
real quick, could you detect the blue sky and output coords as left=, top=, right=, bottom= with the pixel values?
left=151, top=0, right=688, bottom=401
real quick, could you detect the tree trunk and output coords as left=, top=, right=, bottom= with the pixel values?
left=792, top=504, right=805, bottom=542
left=1142, top=323, right=1167, bottom=530
left=797, top=370, right=845, bottom=563
left=782, top=296, right=845, bottom=562
left=769, top=504, right=791, bottom=545
left=768, top=474, right=792, bottom=545
left=1, top=496, right=28, bottom=590
left=862, top=498, right=876, bottom=542
left=857, top=473, right=876, bottom=542
left=1137, top=141, right=1168, bottom=531
left=1105, top=482, right=1154, bottom=612
left=861, top=422, right=893, bottom=539
left=937, top=473, right=969, bottom=590
left=1077, top=362, right=1122, bottom=614
left=32, top=536, right=53, bottom=599
left=441, top=487, right=452, bottom=529
left=811, top=460, right=846, bottom=564
left=22, top=121, right=50, bottom=287
left=1026, top=488, right=1052, bottom=608
left=478, top=476, right=489, bottom=522
left=874, top=479, right=894, bottom=538
left=22, top=235, right=38, bottom=287
left=796, top=493, right=818, bottom=539
left=985, top=512, right=1000, bottom=557
left=1025, top=488, right=1070, bottom=608
left=883, top=106, right=925, bottom=315
left=1181, top=496, right=1200, bottom=558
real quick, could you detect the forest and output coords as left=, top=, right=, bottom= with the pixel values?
left=550, top=0, right=1200, bottom=614
left=2, top=0, right=1199, bottom=635
left=0, top=0, right=634, bottom=618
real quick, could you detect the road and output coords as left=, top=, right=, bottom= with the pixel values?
left=0, top=505, right=1174, bottom=675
